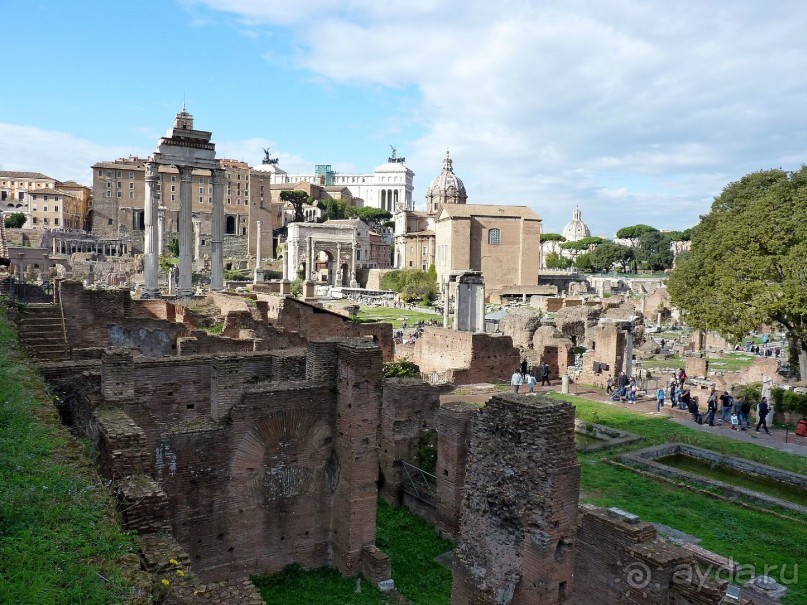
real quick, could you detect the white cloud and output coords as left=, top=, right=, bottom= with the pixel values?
left=0, top=123, right=150, bottom=186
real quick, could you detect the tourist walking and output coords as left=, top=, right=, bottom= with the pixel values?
left=541, top=362, right=550, bottom=386
left=755, top=397, right=771, bottom=434
left=656, top=386, right=665, bottom=411
left=706, top=391, right=718, bottom=426
left=526, top=372, right=536, bottom=393
left=719, top=391, right=733, bottom=424
left=740, top=398, right=752, bottom=431
left=511, top=369, right=524, bottom=394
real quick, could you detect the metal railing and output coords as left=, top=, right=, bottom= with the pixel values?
left=400, top=460, right=436, bottom=505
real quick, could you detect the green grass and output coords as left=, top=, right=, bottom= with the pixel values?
left=0, top=304, right=137, bottom=604
left=253, top=565, right=386, bottom=605
left=634, top=354, right=683, bottom=371
left=252, top=502, right=453, bottom=605
left=376, top=500, right=453, bottom=605
left=355, top=306, right=441, bottom=329
left=707, top=353, right=755, bottom=371
left=551, top=393, right=807, bottom=605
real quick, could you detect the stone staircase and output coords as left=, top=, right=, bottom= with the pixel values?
left=17, top=303, right=70, bottom=361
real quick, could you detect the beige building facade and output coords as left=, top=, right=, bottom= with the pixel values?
left=435, top=204, right=542, bottom=292
left=1, top=171, right=90, bottom=231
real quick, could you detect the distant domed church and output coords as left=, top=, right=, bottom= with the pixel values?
left=562, top=207, right=591, bottom=242
left=395, top=150, right=468, bottom=270
left=425, top=150, right=467, bottom=214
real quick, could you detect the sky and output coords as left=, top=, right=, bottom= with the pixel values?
left=2, top=0, right=807, bottom=236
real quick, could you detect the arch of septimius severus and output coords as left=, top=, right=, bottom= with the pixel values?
left=142, top=107, right=223, bottom=299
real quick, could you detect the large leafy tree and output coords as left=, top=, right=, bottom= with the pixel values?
left=589, top=241, right=634, bottom=272
left=280, top=190, right=311, bottom=223
left=560, top=236, right=606, bottom=251
left=615, top=224, right=658, bottom=246
left=350, top=207, right=392, bottom=231
left=545, top=252, right=573, bottom=269
left=668, top=168, right=807, bottom=378
left=635, top=230, right=674, bottom=271
left=540, top=232, right=566, bottom=243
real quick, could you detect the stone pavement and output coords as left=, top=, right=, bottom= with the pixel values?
left=440, top=382, right=807, bottom=458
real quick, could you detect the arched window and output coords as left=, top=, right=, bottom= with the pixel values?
left=488, top=228, right=501, bottom=245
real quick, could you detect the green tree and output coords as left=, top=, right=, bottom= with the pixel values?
left=668, top=168, right=807, bottom=379
left=318, top=198, right=349, bottom=222
left=545, top=252, right=573, bottom=269
left=380, top=268, right=437, bottom=302
left=616, top=224, right=658, bottom=240
left=635, top=230, right=674, bottom=271
left=589, top=241, right=634, bottom=272
left=574, top=252, right=595, bottom=273
left=352, top=207, right=392, bottom=231
left=665, top=228, right=693, bottom=242
left=3, top=212, right=27, bottom=229
left=540, top=232, right=566, bottom=243
left=560, top=236, right=606, bottom=251
left=280, top=190, right=311, bottom=223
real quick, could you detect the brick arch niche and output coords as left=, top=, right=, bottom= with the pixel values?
left=230, top=408, right=339, bottom=508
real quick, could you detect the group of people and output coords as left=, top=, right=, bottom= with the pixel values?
left=607, top=372, right=639, bottom=403
left=701, top=391, right=772, bottom=434
left=511, top=361, right=551, bottom=394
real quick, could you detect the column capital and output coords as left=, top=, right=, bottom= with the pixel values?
left=145, top=161, right=159, bottom=180
left=178, top=165, right=194, bottom=182
left=211, top=167, right=226, bottom=184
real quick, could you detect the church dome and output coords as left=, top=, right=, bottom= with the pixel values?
left=562, top=207, right=591, bottom=241
left=426, top=150, right=467, bottom=214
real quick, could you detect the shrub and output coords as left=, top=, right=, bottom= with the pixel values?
left=383, top=360, right=419, bottom=378
left=771, top=387, right=807, bottom=417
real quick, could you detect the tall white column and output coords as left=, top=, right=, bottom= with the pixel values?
left=307, top=236, right=314, bottom=280
left=253, top=220, right=264, bottom=285
left=210, top=168, right=225, bottom=291
left=142, top=161, right=161, bottom=298
left=192, top=217, right=201, bottom=261
left=350, top=238, right=358, bottom=287
left=157, top=207, right=165, bottom=256
left=177, top=165, right=194, bottom=298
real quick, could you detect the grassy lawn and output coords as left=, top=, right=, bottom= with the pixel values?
left=355, top=306, right=441, bottom=328
left=634, top=354, right=683, bottom=371
left=0, top=304, right=137, bottom=605
left=552, top=393, right=807, bottom=605
left=707, top=352, right=755, bottom=371
left=253, top=501, right=453, bottom=605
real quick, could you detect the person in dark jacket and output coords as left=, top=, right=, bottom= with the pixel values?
left=706, top=391, right=718, bottom=426
left=687, top=395, right=702, bottom=424
left=740, top=398, right=752, bottom=431
left=755, top=397, right=771, bottom=434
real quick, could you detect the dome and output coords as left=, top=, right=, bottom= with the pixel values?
left=562, top=207, right=591, bottom=242
left=426, top=150, right=467, bottom=214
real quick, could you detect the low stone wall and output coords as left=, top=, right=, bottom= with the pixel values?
left=620, top=443, right=807, bottom=515
left=574, top=419, right=643, bottom=452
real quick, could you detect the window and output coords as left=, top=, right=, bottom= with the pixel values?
left=199, top=187, right=203, bottom=194
left=129, top=172, right=134, bottom=178
left=54, top=218, right=59, bottom=225
left=108, top=218, right=113, bottom=225
left=117, top=181, right=122, bottom=188
left=32, top=217, right=38, bottom=224
left=129, top=192, right=134, bottom=199
left=44, top=206, right=48, bottom=212
left=171, top=185, right=175, bottom=192
left=98, top=169, right=103, bottom=177
left=422, top=245, right=427, bottom=255
left=171, top=194, right=175, bottom=201
left=199, top=196, right=203, bottom=203
left=171, top=175, right=176, bottom=182
left=106, top=191, right=111, bottom=198
left=117, top=191, right=122, bottom=198
left=107, top=182, right=111, bottom=188
left=54, top=206, right=58, bottom=212
left=488, top=228, right=501, bottom=245
left=129, top=182, right=134, bottom=189
left=106, top=170, right=112, bottom=177
left=116, top=171, right=122, bottom=177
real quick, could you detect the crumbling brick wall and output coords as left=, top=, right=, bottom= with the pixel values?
left=278, top=297, right=394, bottom=361
left=90, top=341, right=381, bottom=583
left=412, top=328, right=521, bottom=385
left=574, top=506, right=737, bottom=605
left=379, top=378, right=440, bottom=506
left=435, top=402, right=477, bottom=538
left=452, top=395, right=580, bottom=604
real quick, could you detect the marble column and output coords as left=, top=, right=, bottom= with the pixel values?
left=253, top=220, right=263, bottom=285
left=52, top=237, right=57, bottom=255
left=443, top=281, right=450, bottom=328
left=157, top=207, right=165, bottom=256
left=336, top=243, right=342, bottom=286
left=350, top=240, right=358, bottom=287
left=142, top=161, right=161, bottom=298
left=210, top=168, right=225, bottom=291
left=192, top=217, right=201, bottom=260
left=307, top=236, right=314, bottom=280
left=176, top=165, right=194, bottom=298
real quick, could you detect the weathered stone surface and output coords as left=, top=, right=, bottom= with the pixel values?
left=498, top=308, right=542, bottom=349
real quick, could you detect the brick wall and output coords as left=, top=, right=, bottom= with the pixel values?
left=379, top=378, right=440, bottom=505
left=574, top=506, right=737, bottom=605
left=452, top=395, right=580, bottom=604
left=278, top=297, right=394, bottom=361
left=435, top=402, right=477, bottom=538
left=412, top=327, right=521, bottom=385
